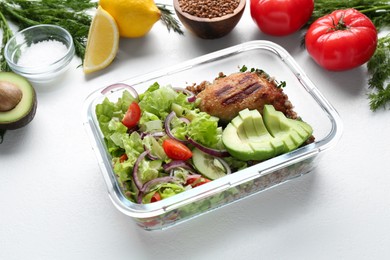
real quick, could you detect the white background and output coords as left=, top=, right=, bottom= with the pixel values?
left=1, top=1, right=390, bottom=259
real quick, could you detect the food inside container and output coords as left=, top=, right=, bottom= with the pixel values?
left=83, top=40, right=342, bottom=230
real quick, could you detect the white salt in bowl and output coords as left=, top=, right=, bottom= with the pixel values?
left=4, top=24, right=75, bottom=84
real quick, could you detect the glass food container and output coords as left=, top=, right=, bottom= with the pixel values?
left=83, top=40, right=343, bottom=230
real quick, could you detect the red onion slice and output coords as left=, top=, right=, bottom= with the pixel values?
left=187, top=137, right=230, bottom=157
left=143, top=145, right=159, bottom=161
left=132, top=150, right=149, bottom=191
left=174, top=88, right=196, bottom=102
left=164, top=111, right=188, bottom=144
left=101, top=83, right=139, bottom=100
left=140, top=131, right=165, bottom=139
left=163, top=160, right=196, bottom=173
left=137, top=176, right=179, bottom=204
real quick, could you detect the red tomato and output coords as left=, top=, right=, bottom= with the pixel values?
left=305, top=9, right=377, bottom=71
left=250, top=0, right=314, bottom=36
left=122, top=102, right=141, bottom=128
left=186, top=175, right=211, bottom=187
left=150, top=192, right=161, bottom=203
left=119, top=154, right=128, bottom=163
left=162, top=139, right=192, bottom=161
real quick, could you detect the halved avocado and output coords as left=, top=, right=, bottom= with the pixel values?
left=0, top=72, right=37, bottom=130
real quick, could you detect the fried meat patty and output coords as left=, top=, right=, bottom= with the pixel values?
left=189, top=71, right=296, bottom=123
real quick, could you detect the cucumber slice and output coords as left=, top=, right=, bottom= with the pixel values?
left=192, top=148, right=227, bottom=180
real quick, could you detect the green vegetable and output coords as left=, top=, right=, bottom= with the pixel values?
left=367, top=34, right=390, bottom=111
left=0, top=10, right=13, bottom=72
left=192, top=148, right=228, bottom=180
left=222, top=107, right=313, bottom=161
left=96, top=85, right=234, bottom=203
left=306, top=0, right=390, bottom=111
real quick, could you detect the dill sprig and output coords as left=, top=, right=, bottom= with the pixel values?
left=367, top=34, right=390, bottom=111
left=0, top=10, right=13, bottom=72
left=0, top=0, right=97, bottom=70
left=157, top=4, right=184, bottom=35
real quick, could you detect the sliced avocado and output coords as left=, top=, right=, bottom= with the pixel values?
left=192, top=148, right=228, bottom=180
left=262, top=104, right=313, bottom=152
left=222, top=109, right=277, bottom=161
left=222, top=106, right=313, bottom=162
left=0, top=72, right=37, bottom=130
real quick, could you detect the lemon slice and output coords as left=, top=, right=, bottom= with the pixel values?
left=83, top=6, right=119, bottom=74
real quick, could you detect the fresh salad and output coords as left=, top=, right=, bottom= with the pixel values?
left=96, top=77, right=313, bottom=205
left=96, top=82, right=247, bottom=204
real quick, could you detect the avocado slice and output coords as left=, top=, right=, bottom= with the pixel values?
left=262, top=104, right=313, bottom=152
left=222, top=106, right=313, bottom=162
left=222, top=108, right=279, bottom=161
left=0, top=72, right=37, bottom=130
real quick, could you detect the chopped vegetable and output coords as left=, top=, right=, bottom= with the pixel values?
left=122, top=102, right=141, bottom=129
left=162, top=139, right=193, bottom=161
left=96, top=84, right=239, bottom=204
left=96, top=74, right=314, bottom=204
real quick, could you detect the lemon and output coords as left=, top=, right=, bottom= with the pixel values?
left=83, top=6, right=119, bottom=74
left=99, top=0, right=161, bottom=38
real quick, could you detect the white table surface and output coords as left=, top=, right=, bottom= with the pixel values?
left=1, top=2, right=390, bottom=259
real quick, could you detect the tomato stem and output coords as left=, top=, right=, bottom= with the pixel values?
left=329, top=13, right=348, bottom=31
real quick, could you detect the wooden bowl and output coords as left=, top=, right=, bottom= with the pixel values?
left=173, top=0, right=246, bottom=39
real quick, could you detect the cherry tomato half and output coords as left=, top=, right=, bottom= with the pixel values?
left=186, top=175, right=211, bottom=188
left=122, top=102, right=141, bottom=128
left=119, top=154, right=128, bottom=163
left=150, top=192, right=161, bottom=203
left=162, top=139, right=192, bottom=161
left=305, top=8, right=377, bottom=71
left=250, top=0, right=314, bottom=36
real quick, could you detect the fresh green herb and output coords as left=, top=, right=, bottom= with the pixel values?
left=156, top=4, right=184, bottom=35
left=239, top=65, right=248, bottom=72
left=308, top=0, right=390, bottom=30
left=239, top=65, right=286, bottom=88
left=0, top=0, right=97, bottom=70
left=277, top=81, right=286, bottom=88
left=0, top=9, right=13, bottom=72
left=367, top=34, right=390, bottom=111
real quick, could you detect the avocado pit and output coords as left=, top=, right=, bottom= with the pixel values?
left=0, top=80, right=23, bottom=112
left=0, top=72, right=37, bottom=130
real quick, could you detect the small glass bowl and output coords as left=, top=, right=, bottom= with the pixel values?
left=4, top=24, right=75, bottom=84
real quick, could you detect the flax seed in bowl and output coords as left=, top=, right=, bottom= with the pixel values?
left=174, top=0, right=246, bottom=39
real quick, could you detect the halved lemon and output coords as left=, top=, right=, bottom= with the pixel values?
left=83, top=6, right=119, bottom=74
